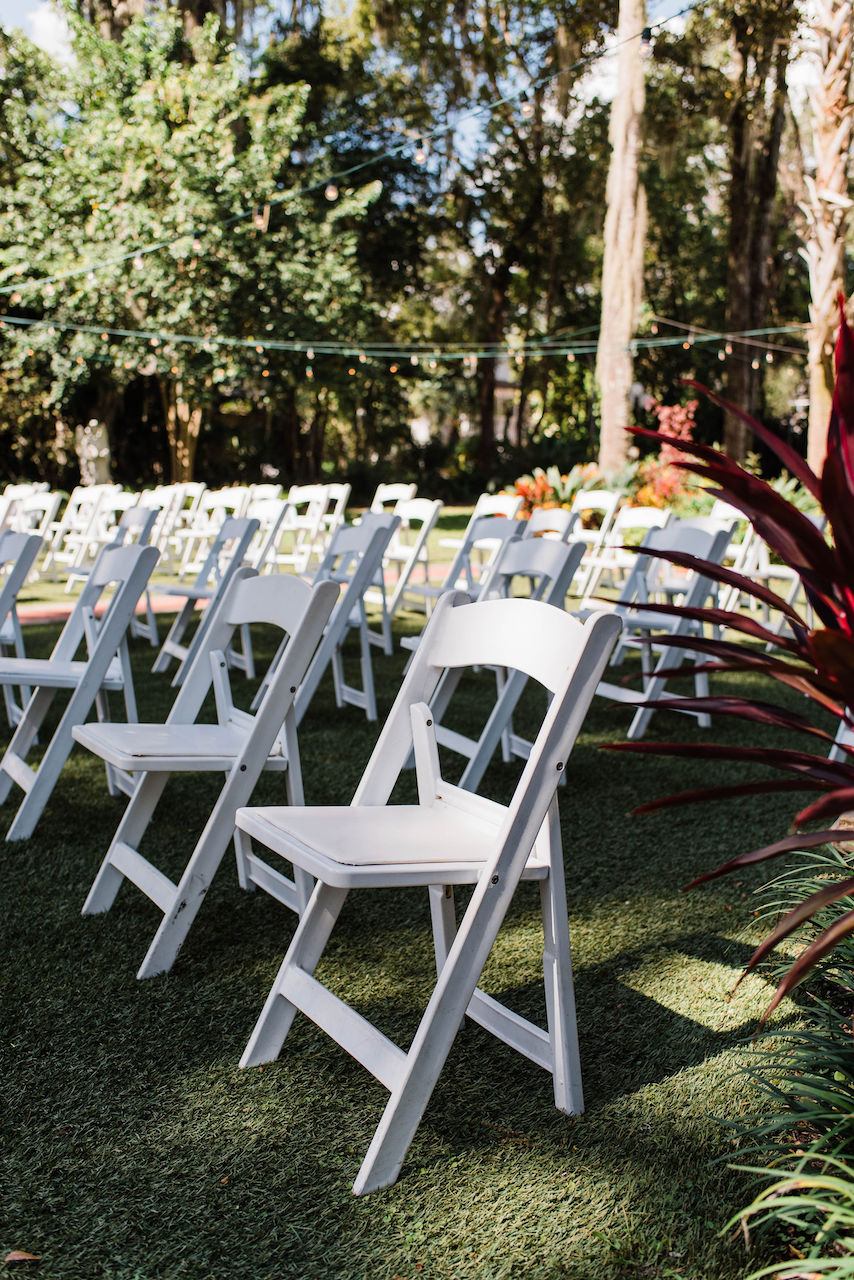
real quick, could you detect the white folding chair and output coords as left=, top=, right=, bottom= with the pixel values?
left=233, top=593, right=622, bottom=1194
left=578, top=505, right=670, bottom=604
left=363, top=497, right=444, bottom=653
left=590, top=520, right=733, bottom=739
left=151, top=516, right=259, bottom=685
left=566, top=488, right=622, bottom=597
left=319, top=482, right=351, bottom=550
left=0, top=542, right=159, bottom=839
left=176, top=487, right=252, bottom=578
left=73, top=569, right=339, bottom=978
left=401, top=514, right=523, bottom=622
left=262, top=484, right=331, bottom=575
left=249, top=517, right=400, bottom=723
left=0, top=531, right=44, bottom=728
left=40, top=484, right=122, bottom=581
left=66, top=502, right=160, bottom=593
left=426, top=536, right=587, bottom=792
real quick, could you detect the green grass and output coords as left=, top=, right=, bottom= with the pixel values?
left=0, top=605, right=821, bottom=1280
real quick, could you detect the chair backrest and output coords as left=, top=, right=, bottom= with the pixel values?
left=353, top=596, right=623, bottom=856
left=469, top=492, right=523, bottom=521
left=50, top=542, right=160, bottom=665
left=248, top=483, right=283, bottom=504
left=617, top=520, right=732, bottom=608
left=568, top=488, right=621, bottom=523
left=0, top=531, right=43, bottom=629
left=479, top=535, right=585, bottom=606
left=190, top=516, right=258, bottom=589
left=168, top=568, right=339, bottom=733
left=370, top=482, right=417, bottom=512
left=522, top=507, right=577, bottom=541
left=606, top=504, right=670, bottom=543
left=10, top=492, right=63, bottom=537
left=112, top=504, right=160, bottom=546
left=441, top=515, right=524, bottom=593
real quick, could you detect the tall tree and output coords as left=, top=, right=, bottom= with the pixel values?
left=595, top=0, right=646, bottom=477
left=801, top=0, right=854, bottom=471
left=720, top=0, right=797, bottom=461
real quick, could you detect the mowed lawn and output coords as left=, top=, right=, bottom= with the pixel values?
left=0, top=590, right=811, bottom=1280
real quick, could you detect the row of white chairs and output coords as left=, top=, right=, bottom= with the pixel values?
left=0, top=479, right=837, bottom=1194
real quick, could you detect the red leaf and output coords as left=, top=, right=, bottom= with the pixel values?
left=762, top=906, right=854, bottom=1022
left=684, top=829, right=846, bottom=889
left=3, top=1252, right=41, bottom=1264
left=743, top=875, right=854, bottom=980
left=681, top=380, right=822, bottom=497
left=630, top=777, right=827, bottom=815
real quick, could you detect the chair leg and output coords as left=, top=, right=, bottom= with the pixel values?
left=82, top=772, right=170, bottom=914
left=152, top=600, right=196, bottom=674
left=539, top=807, right=584, bottom=1114
left=240, top=881, right=350, bottom=1068
left=0, top=686, right=56, bottom=807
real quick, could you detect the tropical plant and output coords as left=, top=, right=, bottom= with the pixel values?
left=602, top=300, right=854, bottom=1016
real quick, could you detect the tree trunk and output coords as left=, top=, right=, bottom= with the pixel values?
left=722, top=16, right=791, bottom=461
left=160, top=378, right=203, bottom=482
left=595, top=0, right=647, bottom=478
left=802, top=0, right=854, bottom=472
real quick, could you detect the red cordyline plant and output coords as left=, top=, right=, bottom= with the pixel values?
left=602, top=302, right=854, bottom=1018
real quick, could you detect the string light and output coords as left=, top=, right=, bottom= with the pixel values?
left=306, top=365, right=313, bottom=378
left=414, top=139, right=427, bottom=165
left=324, top=184, right=339, bottom=202
left=133, top=253, right=144, bottom=270
left=519, top=92, right=534, bottom=119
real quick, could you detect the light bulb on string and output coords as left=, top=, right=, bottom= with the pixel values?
left=261, top=369, right=270, bottom=378
left=133, top=253, right=145, bottom=270
left=325, top=183, right=339, bottom=201
left=519, top=92, right=534, bottom=119
left=567, top=352, right=576, bottom=363
left=641, top=26, right=653, bottom=58
left=766, top=351, right=773, bottom=364
left=410, top=354, right=419, bottom=366
left=348, top=366, right=356, bottom=375
left=358, top=352, right=367, bottom=363
left=192, top=235, right=202, bottom=254
left=256, top=345, right=264, bottom=354
left=44, top=282, right=55, bottom=297
left=718, top=349, right=726, bottom=361
left=650, top=322, right=658, bottom=335
left=751, top=357, right=760, bottom=370
left=725, top=342, right=733, bottom=355
left=414, top=138, right=427, bottom=165
left=390, top=363, right=399, bottom=373
left=307, top=347, right=314, bottom=360
left=306, top=365, right=314, bottom=379
left=10, top=292, right=21, bottom=305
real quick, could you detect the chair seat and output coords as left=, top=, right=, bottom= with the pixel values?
left=72, top=721, right=261, bottom=771
left=236, top=803, right=550, bottom=886
left=0, top=656, right=124, bottom=690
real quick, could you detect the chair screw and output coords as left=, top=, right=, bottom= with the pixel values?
left=491, top=875, right=499, bottom=884
left=556, top=761, right=564, bottom=771
left=240, top=764, right=246, bottom=771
